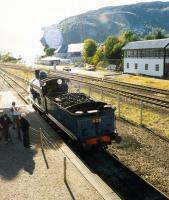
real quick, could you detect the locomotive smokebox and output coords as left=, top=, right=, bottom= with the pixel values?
left=35, top=70, right=40, bottom=79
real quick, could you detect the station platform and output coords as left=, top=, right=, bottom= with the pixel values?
left=0, top=90, right=121, bottom=200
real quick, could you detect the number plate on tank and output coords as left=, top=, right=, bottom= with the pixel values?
left=92, top=117, right=102, bottom=123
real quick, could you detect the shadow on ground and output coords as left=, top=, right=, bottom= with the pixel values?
left=0, top=107, right=64, bottom=180
left=0, top=142, right=36, bottom=180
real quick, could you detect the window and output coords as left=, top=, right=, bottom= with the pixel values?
left=166, top=49, right=169, bottom=58
left=145, top=64, right=148, bottom=70
left=155, top=64, right=159, bottom=71
left=133, top=50, right=138, bottom=57
left=137, top=50, right=142, bottom=58
left=126, top=63, right=129, bottom=68
left=135, top=63, right=138, bottom=69
left=126, top=50, right=135, bottom=58
left=132, top=48, right=164, bottom=58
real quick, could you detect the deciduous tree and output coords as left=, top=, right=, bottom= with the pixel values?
left=45, top=48, right=55, bottom=56
left=83, top=39, right=97, bottom=63
left=104, top=36, right=118, bottom=59
left=92, top=46, right=104, bottom=65
left=119, top=30, right=140, bottom=45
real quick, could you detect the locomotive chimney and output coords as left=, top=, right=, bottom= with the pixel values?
left=35, top=70, right=40, bottom=79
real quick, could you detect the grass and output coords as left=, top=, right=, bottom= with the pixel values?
left=114, top=75, right=169, bottom=90
left=5, top=68, right=34, bottom=80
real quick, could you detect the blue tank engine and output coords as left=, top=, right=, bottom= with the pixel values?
left=29, top=70, right=121, bottom=147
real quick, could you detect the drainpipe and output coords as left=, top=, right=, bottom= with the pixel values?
left=164, top=43, right=169, bottom=77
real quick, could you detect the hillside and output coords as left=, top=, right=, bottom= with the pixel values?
left=41, top=1, right=169, bottom=50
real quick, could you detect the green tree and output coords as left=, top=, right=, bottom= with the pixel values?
left=44, top=48, right=55, bottom=56
left=119, top=30, right=140, bottom=45
left=92, top=46, right=104, bottom=65
left=83, top=39, right=97, bottom=63
left=104, top=36, right=118, bottom=59
left=112, top=42, right=124, bottom=59
left=144, top=27, right=166, bottom=40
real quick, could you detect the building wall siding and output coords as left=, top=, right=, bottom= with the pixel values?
left=124, top=58, right=164, bottom=77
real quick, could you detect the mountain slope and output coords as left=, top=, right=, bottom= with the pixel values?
left=41, top=1, right=169, bottom=50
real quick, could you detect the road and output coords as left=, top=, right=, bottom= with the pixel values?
left=38, top=64, right=120, bottom=78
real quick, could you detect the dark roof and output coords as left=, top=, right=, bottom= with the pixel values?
left=122, top=38, right=169, bottom=50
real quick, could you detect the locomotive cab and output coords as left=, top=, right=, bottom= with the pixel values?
left=29, top=70, right=69, bottom=111
left=41, top=77, right=69, bottom=97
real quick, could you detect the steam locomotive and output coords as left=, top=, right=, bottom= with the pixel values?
left=29, top=70, right=121, bottom=148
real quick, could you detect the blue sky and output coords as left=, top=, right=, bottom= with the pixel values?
left=0, top=0, right=168, bottom=62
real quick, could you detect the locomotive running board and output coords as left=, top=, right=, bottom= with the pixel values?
left=46, top=113, right=77, bottom=140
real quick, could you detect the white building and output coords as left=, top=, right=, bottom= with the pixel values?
left=38, top=56, right=61, bottom=66
left=38, top=56, right=70, bottom=66
left=67, top=43, right=84, bottom=62
left=122, top=38, right=169, bottom=77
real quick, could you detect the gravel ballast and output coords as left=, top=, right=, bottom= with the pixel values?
left=108, top=120, right=169, bottom=197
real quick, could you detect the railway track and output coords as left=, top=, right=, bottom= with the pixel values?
left=0, top=68, right=168, bottom=200
left=50, top=71, right=169, bottom=109
left=1, top=68, right=169, bottom=143
left=104, top=76, right=169, bottom=95
left=79, top=148, right=169, bottom=200
left=2, top=66, right=169, bottom=109
left=54, top=70, right=169, bottom=96
left=2, top=63, right=169, bottom=96
left=0, top=70, right=29, bottom=103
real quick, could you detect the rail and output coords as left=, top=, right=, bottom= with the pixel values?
left=1, top=68, right=169, bottom=143
left=0, top=69, right=120, bottom=200
left=50, top=71, right=169, bottom=109
left=0, top=68, right=168, bottom=199
left=64, top=70, right=169, bottom=95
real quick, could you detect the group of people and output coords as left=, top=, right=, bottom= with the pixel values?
left=0, top=101, right=31, bottom=148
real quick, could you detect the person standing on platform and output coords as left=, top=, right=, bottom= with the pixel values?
left=0, top=110, right=4, bottom=141
left=19, top=113, right=31, bottom=148
left=1, top=113, right=12, bottom=143
left=10, top=101, right=21, bottom=141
